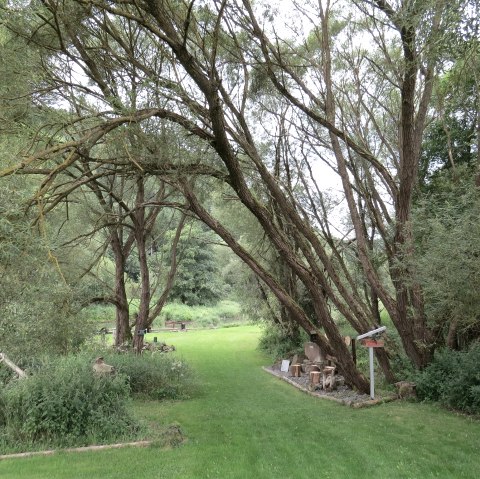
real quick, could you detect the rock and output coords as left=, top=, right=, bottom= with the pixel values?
left=93, top=357, right=115, bottom=375
left=265, top=366, right=377, bottom=406
left=273, top=359, right=283, bottom=369
left=323, top=374, right=337, bottom=391
left=115, top=344, right=130, bottom=353
left=395, top=381, right=416, bottom=398
left=313, top=360, right=325, bottom=369
left=308, top=382, right=321, bottom=392
left=304, top=342, right=323, bottom=362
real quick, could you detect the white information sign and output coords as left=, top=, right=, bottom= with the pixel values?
left=280, top=360, right=290, bottom=372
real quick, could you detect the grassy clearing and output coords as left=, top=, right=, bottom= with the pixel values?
left=1, top=325, right=480, bottom=478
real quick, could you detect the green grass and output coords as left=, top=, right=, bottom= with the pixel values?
left=1, top=325, right=480, bottom=478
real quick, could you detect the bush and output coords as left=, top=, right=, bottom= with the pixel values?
left=416, top=345, right=480, bottom=414
left=0, top=355, right=140, bottom=448
left=102, top=352, right=197, bottom=400
left=258, top=324, right=307, bottom=359
left=415, top=349, right=459, bottom=402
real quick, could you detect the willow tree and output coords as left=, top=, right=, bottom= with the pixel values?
left=1, top=0, right=469, bottom=390
left=0, top=1, right=190, bottom=351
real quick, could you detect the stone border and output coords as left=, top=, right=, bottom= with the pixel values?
left=262, top=366, right=397, bottom=408
left=0, top=440, right=152, bottom=461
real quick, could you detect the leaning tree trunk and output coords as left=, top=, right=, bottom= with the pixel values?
left=183, top=184, right=371, bottom=394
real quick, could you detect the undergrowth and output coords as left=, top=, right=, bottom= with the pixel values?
left=257, top=324, right=307, bottom=359
left=0, top=355, right=140, bottom=452
left=416, top=344, right=480, bottom=414
left=101, top=352, right=198, bottom=400
left=0, top=351, right=198, bottom=453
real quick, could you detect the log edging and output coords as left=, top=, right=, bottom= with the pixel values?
left=0, top=440, right=152, bottom=461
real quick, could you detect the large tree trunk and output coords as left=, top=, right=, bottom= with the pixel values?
left=386, top=15, right=435, bottom=369
left=111, top=233, right=131, bottom=346
left=132, top=176, right=151, bottom=354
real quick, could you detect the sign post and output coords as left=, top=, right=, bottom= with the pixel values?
left=360, top=339, right=384, bottom=399
left=369, top=346, right=374, bottom=399
left=356, top=327, right=387, bottom=400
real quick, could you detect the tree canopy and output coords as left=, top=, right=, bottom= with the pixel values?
left=1, top=0, right=479, bottom=391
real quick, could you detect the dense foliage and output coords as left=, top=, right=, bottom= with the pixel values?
left=0, top=181, right=97, bottom=360
left=413, top=168, right=480, bottom=348
left=101, top=352, right=197, bottom=401
left=0, top=0, right=479, bottom=393
left=258, top=324, right=307, bottom=360
left=0, top=356, right=140, bottom=449
left=416, top=345, right=480, bottom=414
left=158, top=300, right=242, bottom=328
left=0, top=351, right=199, bottom=450
left=168, top=226, right=224, bottom=306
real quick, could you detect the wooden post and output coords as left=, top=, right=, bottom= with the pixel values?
left=310, top=371, right=321, bottom=385
left=291, top=364, right=302, bottom=377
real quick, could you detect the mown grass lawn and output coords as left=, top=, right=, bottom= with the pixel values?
left=1, top=325, right=479, bottom=478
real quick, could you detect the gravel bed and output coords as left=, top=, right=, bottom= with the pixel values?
left=264, top=366, right=396, bottom=408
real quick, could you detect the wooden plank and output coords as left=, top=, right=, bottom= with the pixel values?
left=360, top=339, right=384, bottom=348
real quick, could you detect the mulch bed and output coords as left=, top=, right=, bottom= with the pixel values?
left=263, top=365, right=397, bottom=408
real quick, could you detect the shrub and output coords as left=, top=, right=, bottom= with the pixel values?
left=0, top=355, right=140, bottom=448
left=416, top=345, right=480, bottom=414
left=215, top=300, right=242, bottom=321
left=102, top=352, right=197, bottom=400
left=415, top=349, right=459, bottom=402
left=258, top=324, right=307, bottom=359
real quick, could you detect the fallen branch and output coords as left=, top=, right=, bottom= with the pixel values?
left=0, top=352, right=27, bottom=378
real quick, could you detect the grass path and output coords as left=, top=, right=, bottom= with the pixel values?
left=1, top=325, right=480, bottom=478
